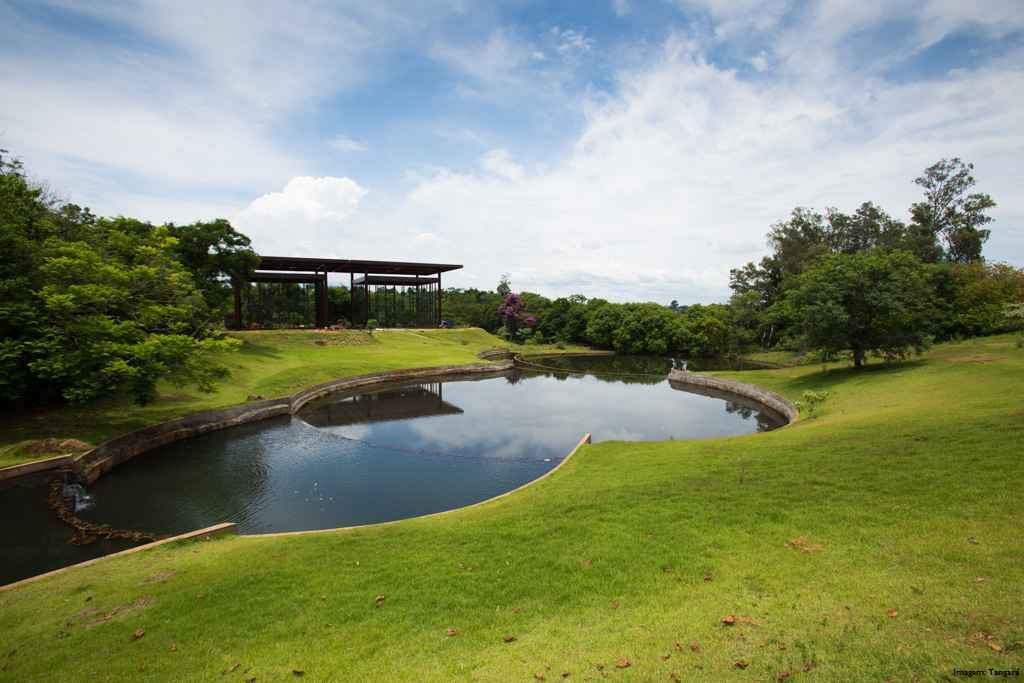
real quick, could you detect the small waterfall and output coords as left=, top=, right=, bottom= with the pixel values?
left=61, top=482, right=94, bottom=513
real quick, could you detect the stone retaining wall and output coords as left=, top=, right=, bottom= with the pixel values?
left=668, top=369, right=799, bottom=424
left=74, top=359, right=514, bottom=484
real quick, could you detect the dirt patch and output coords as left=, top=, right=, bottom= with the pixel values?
left=20, top=438, right=92, bottom=457
left=141, top=570, right=177, bottom=585
left=73, top=597, right=154, bottom=628
left=313, top=330, right=375, bottom=346
left=785, top=537, right=824, bottom=554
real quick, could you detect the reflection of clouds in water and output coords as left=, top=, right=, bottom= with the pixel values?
left=295, top=371, right=773, bottom=463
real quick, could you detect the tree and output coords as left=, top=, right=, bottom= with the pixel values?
left=782, top=251, right=936, bottom=368
left=167, top=219, right=259, bottom=320
left=496, top=274, right=512, bottom=298
left=0, top=151, right=238, bottom=406
left=911, top=158, right=995, bottom=263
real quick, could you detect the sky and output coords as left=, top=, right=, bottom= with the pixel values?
left=2, top=0, right=1022, bottom=303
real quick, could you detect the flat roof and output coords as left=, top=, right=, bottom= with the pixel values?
left=257, top=256, right=462, bottom=276
left=353, top=275, right=440, bottom=286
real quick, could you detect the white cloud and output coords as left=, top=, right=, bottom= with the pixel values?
left=750, top=52, right=769, bottom=72
left=329, top=135, right=368, bottom=153
left=369, top=36, right=1024, bottom=301
left=234, top=177, right=368, bottom=256
left=612, top=0, right=631, bottom=17
left=480, top=149, right=525, bottom=181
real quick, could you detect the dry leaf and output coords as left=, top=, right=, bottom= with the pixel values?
left=703, top=574, right=713, bottom=582
left=169, top=644, right=177, bottom=652
left=673, top=642, right=683, bottom=652
left=887, top=609, right=898, bottom=619
left=611, top=600, right=620, bottom=610
left=534, top=674, right=545, bottom=681
left=581, top=559, right=593, bottom=568
left=292, top=670, right=305, bottom=677
left=734, top=660, right=749, bottom=670
left=614, top=658, right=631, bottom=669
left=689, top=642, right=703, bottom=654
left=777, top=672, right=792, bottom=681
left=660, top=654, right=671, bottom=661
left=989, top=642, right=1004, bottom=652
left=446, top=628, right=459, bottom=637
left=670, top=674, right=681, bottom=682
left=503, top=635, right=517, bottom=643
left=374, top=595, right=385, bottom=607
left=131, top=629, right=145, bottom=641
left=721, top=615, right=736, bottom=625
left=561, top=673, right=571, bottom=678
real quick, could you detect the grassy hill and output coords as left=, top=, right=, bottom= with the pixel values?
left=0, top=334, right=1021, bottom=680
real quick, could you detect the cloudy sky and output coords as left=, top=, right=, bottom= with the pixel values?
left=2, top=1, right=1022, bottom=303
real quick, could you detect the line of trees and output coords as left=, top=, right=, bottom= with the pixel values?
left=442, top=159, right=1023, bottom=363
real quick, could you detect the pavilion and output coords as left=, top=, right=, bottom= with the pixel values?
left=233, top=256, right=463, bottom=329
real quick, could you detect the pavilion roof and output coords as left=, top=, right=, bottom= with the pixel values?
left=256, top=256, right=462, bottom=276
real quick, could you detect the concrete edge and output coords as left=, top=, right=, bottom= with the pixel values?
left=667, top=369, right=799, bottom=424
left=246, top=432, right=593, bottom=539
left=0, top=454, right=75, bottom=482
left=0, top=522, right=238, bottom=592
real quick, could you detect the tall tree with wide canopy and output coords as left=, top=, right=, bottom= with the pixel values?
left=782, top=250, right=936, bottom=368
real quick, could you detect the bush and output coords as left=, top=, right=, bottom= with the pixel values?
left=366, top=318, right=378, bottom=331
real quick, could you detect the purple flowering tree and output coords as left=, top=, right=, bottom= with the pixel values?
left=497, top=293, right=537, bottom=337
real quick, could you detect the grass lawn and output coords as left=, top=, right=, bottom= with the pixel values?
left=1, top=335, right=1022, bottom=681
left=0, top=328, right=578, bottom=468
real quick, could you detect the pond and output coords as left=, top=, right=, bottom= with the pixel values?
left=0, top=356, right=785, bottom=585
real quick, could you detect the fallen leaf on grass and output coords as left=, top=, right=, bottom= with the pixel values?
left=734, top=660, right=749, bottom=670
left=561, top=673, right=571, bottom=678
left=615, top=658, right=631, bottom=669
left=703, top=574, right=713, bottom=582
left=887, top=609, right=898, bottom=619
left=225, top=663, right=240, bottom=673
left=503, top=635, right=517, bottom=643
left=581, top=559, right=593, bottom=568
left=721, top=615, right=736, bottom=625
left=670, top=674, right=681, bottom=682
left=611, top=600, right=620, bottom=610
left=169, top=644, right=177, bottom=652
left=689, top=642, right=703, bottom=654
left=660, top=654, right=671, bottom=661
left=446, top=628, right=459, bottom=637
left=803, top=660, right=816, bottom=672
left=131, top=629, right=145, bottom=641
left=777, top=671, right=792, bottom=681
left=374, top=595, right=385, bottom=607
left=989, top=642, right=1004, bottom=653
left=292, top=670, right=305, bottom=677
left=534, top=674, right=545, bottom=681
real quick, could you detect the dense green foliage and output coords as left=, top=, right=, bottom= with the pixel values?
left=782, top=251, right=936, bottom=367
left=0, top=152, right=239, bottom=405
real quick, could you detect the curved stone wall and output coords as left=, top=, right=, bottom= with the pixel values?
left=74, top=359, right=514, bottom=484
left=667, top=369, right=799, bottom=424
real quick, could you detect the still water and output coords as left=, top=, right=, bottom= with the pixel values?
left=0, top=357, right=785, bottom=584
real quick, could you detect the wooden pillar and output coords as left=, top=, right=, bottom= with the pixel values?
left=233, top=279, right=243, bottom=329
left=317, top=272, right=329, bottom=327
left=436, top=271, right=442, bottom=327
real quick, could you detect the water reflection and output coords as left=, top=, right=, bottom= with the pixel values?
left=3, top=356, right=785, bottom=585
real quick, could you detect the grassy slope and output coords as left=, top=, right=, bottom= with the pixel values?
left=1, top=336, right=1022, bottom=681
left=0, top=329, right=573, bottom=468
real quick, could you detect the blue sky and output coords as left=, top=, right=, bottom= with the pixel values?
left=2, top=1, right=1022, bottom=302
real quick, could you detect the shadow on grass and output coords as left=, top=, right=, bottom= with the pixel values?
left=782, top=358, right=929, bottom=392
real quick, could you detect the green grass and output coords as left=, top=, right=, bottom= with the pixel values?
left=0, top=328, right=579, bottom=468
left=1, top=335, right=1022, bottom=681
